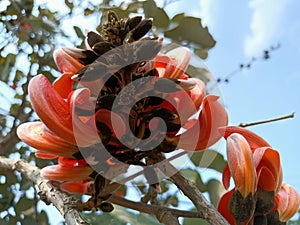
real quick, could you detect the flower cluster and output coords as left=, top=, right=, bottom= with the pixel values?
left=16, top=11, right=228, bottom=208
left=217, top=126, right=300, bottom=224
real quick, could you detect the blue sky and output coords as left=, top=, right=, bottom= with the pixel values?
left=183, top=0, right=300, bottom=193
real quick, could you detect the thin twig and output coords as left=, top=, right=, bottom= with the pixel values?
left=238, top=112, right=295, bottom=128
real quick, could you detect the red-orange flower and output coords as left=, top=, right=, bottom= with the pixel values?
left=218, top=127, right=299, bottom=225
left=226, top=133, right=257, bottom=198
left=17, top=13, right=228, bottom=196
left=275, top=183, right=300, bottom=222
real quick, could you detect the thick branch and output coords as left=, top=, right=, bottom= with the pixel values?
left=0, top=156, right=227, bottom=225
left=158, top=161, right=230, bottom=225
left=0, top=156, right=88, bottom=225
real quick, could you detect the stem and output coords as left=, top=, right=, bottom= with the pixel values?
left=238, top=112, right=295, bottom=127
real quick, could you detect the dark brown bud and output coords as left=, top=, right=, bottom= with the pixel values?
left=154, top=78, right=181, bottom=93
left=99, top=202, right=114, bottom=212
left=86, top=31, right=104, bottom=48
left=125, top=16, right=142, bottom=31
left=131, top=19, right=152, bottom=41
left=107, top=11, right=118, bottom=23
left=92, top=42, right=114, bottom=56
left=135, top=39, right=162, bottom=61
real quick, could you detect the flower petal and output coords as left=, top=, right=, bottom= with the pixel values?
left=53, top=48, right=84, bottom=73
left=29, top=75, right=76, bottom=144
left=178, top=95, right=228, bottom=151
left=217, top=189, right=236, bottom=225
left=52, top=72, right=74, bottom=99
left=275, top=184, right=300, bottom=222
left=40, top=164, right=93, bottom=182
left=61, top=180, right=90, bottom=194
left=226, top=133, right=256, bottom=198
left=17, top=122, right=78, bottom=157
left=219, top=126, right=270, bottom=151
left=253, top=147, right=282, bottom=193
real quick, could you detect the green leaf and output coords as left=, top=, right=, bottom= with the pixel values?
left=142, top=0, right=169, bottom=28
left=82, top=205, right=162, bottom=225
left=170, top=13, right=184, bottom=23
left=183, top=216, right=209, bottom=225
left=189, top=149, right=227, bottom=173
left=73, top=26, right=85, bottom=39
left=164, top=16, right=216, bottom=52
left=206, top=179, right=225, bottom=207
left=15, top=196, right=33, bottom=212
left=194, top=48, right=208, bottom=60
left=84, top=8, right=94, bottom=16
left=180, top=169, right=207, bottom=192
left=164, top=196, right=179, bottom=207
left=64, top=0, right=74, bottom=12
left=186, top=65, right=212, bottom=84
left=37, top=210, right=49, bottom=225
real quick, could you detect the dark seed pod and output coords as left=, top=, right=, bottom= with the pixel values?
left=131, top=19, right=152, bottom=41
left=107, top=11, right=118, bottom=23
left=96, top=95, right=116, bottom=111
left=154, top=78, right=182, bottom=93
left=86, top=31, right=104, bottom=48
left=125, top=16, right=142, bottom=31
left=99, top=202, right=114, bottom=213
left=135, top=40, right=162, bottom=61
left=151, top=107, right=178, bottom=121
left=79, top=50, right=98, bottom=65
left=92, top=42, right=114, bottom=56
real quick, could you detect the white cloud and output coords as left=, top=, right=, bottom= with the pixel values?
left=244, top=0, right=288, bottom=57
left=199, top=0, right=219, bottom=30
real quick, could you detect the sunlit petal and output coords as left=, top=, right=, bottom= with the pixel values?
left=17, top=122, right=78, bottom=157
left=178, top=95, right=228, bottom=151
left=226, top=133, right=257, bottom=198
left=217, top=189, right=236, bottom=225
left=275, top=184, right=300, bottom=222
left=219, top=126, right=270, bottom=151
left=40, top=164, right=93, bottom=182
left=253, top=147, right=282, bottom=192
left=53, top=48, right=84, bottom=73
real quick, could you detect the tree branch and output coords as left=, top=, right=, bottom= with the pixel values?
left=0, top=156, right=88, bottom=225
left=238, top=112, right=295, bottom=127
left=157, top=161, right=230, bottom=225
left=0, top=156, right=229, bottom=225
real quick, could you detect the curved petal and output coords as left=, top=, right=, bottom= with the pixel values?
left=217, top=189, right=236, bottom=225
left=29, top=75, right=76, bottom=144
left=178, top=95, right=228, bottom=151
left=69, top=88, right=102, bottom=146
left=61, top=180, right=90, bottom=194
left=219, top=126, right=270, bottom=151
left=52, top=72, right=74, bottom=99
left=222, top=164, right=231, bottom=190
left=17, top=122, right=78, bottom=157
left=227, top=133, right=256, bottom=198
left=275, top=184, right=300, bottom=222
left=253, top=147, right=282, bottom=192
left=95, top=109, right=127, bottom=138
left=40, top=164, right=93, bottom=182
left=53, top=48, right=84, bottom=73
left=155, top=47, right=190, bottom=79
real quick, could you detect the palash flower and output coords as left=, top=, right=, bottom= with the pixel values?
left=17, top=12, right=227, bottom=206
left=217, top=126, right=299, bottom=224
left=274, top=183, right=300, bottom=222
